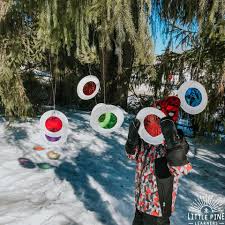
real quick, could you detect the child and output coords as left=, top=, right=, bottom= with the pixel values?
left=125, top=96, right=192, bottom=225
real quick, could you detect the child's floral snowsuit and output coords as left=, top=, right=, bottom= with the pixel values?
left=127, top=140, right=192, bottom=217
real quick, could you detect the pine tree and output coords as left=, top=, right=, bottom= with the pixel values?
left=151, top=0, right=225, bottom=132
left=0, top=0, right=155, bottom=117
left=0, top=0, right=224, bottom=125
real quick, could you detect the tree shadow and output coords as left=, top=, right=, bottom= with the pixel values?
left=55, top=113, right=135, bottom=225
left=1, top=109, right=224, bottom=225
left=5, top=126, right=28, bottom=143
left=187, top=154, right=225, bottom=196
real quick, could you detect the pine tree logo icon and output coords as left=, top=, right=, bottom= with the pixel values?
left=187, top=195, right=225, bottom=225
left=189, top=195, right=223, bottom=214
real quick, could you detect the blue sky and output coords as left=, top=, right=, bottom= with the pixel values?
left=152, top=20, right=197, bottom=56
left=150, top=9, right=169, bottom=56
left=153, top=28, right=185, bottom=56
left=153, top=31, right=168, bottom=55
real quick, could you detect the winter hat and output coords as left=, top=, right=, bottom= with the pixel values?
left=155, top=96, right=180, bottom=122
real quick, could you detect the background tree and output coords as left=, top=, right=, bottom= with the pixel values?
left=150, top=0, right=225, bottom=133
left=0, top=0, right=224, bottom=135
left=0, top=0, right=155, bottom=117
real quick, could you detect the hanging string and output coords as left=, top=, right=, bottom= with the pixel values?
left=102, top=48, right=106, bottom=104
left=53, top=66, right=57, bottom=111
left=196, top=44, right=203, bottom=81
left=88, top=63, right=91, bottom=75
left=49, top=54, right=56, bottom=112
left=94, top=96, right=98, bottom=105
left=88, top=63, right=98, bottom=105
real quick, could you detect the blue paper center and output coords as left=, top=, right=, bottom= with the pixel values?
left=185, top=88, right=202, bottom=107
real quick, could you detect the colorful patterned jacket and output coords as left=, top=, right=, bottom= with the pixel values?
left=126, top=140, right=192, bottom=217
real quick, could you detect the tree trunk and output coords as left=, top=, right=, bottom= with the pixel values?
left=100, top=37, right=134, bottom=109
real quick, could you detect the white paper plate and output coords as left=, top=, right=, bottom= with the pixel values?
left=40, top=110, right=68, bottom=137
left=178, top=80, right=208, bottom=115
left=77, top=75, right=100, bottom=100
left=136, top=107, right=166, bottom=145
left=90, top=103, right=124, bottom=133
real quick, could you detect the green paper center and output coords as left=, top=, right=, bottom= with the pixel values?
left=98, top=112, right=117, bottom=129
left=37, top=163, right=54, bottom=169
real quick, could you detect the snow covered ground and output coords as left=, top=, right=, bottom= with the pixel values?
left=0, top=110, right=224, bottom=225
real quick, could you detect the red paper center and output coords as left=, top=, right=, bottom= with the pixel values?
left=83, top=81, right=96, bottom=96
left=168, top=74, right=173, bottom=81
left=144, top=114, right=161, bottom=137
left=45, top=116, right=63, bottom=132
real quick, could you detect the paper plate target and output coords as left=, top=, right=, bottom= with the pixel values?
left=77, top=75, right=100, bottom=100
left=90, top=103, right=124, bottom=133
left=136, top=107, right=166, bottom=145
left=178, top=81, right=208, bottom=115
left=40, top=110, right=68, bottom=145
left=40, top=110, right=68, bottom=136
